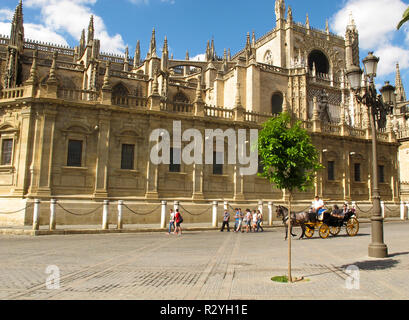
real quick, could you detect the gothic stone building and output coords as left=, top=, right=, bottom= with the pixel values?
left=0, top=1, right=402, bottom=226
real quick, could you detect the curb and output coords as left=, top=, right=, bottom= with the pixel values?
left=0, top=219, right=406, bottom=236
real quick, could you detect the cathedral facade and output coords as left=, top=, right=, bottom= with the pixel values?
left=0, top=0, right=403, bottom=226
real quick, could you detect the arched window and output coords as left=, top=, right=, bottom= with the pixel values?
left=172, top=91, right=191, bottom=113
left=264, top=50, right=273, bottom=65
left=112, top=83, right=129, bottom=106
left=308, top=50, right=329, bottom=74
left=271, top=92, right=283, bottom=115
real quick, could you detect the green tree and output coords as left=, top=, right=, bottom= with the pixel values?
left=397, top=6, right=409, bottom=30
left=258, top=112, right=323, bottom=282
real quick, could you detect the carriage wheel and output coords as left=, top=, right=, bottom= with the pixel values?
left=319, top=224, right=330, bottom=239
left=329, top=226, right=341, bottom=236
left=305, top=226, right=315, bottom=238
left=346, top=218, right=359, bottom=237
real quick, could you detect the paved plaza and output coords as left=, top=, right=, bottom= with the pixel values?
left=0, top=221, right=408, bottom=300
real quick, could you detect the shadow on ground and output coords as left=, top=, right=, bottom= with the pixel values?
left=340, top=259, right=399, bottom=271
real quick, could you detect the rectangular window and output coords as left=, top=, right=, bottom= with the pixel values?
left=169, top=148, right=181, bottom=173
left=67, top=140, right=83, bottom=167
left=1, top=139, right=13, bottom=166
left=327, top=161, right=335, bottom=181
left=379, top=165, right=385, bottom=183
left=354, top=163, right=361, bottom=182
left=121, top=144, right=135, bottom=170
left=213, top=152, right=223, bottom=175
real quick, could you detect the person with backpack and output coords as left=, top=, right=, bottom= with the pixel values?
left=174, top=209, right=183, bottom=236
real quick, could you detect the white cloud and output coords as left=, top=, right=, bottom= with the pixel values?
left=22, top=0, right=126, bottom=54
left=191, top=53, right=206, bottom=62
left=331, top=0, right=409, bottom=79
left=331, top=0, right=407, bottom=49
left=0, top=8, right=13, bottom=22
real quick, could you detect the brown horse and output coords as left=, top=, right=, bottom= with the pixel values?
left=276, top=205, right=312, bottom=240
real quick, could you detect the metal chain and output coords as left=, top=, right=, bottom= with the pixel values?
left=0, top=203, right=34, bottom=215
left=122, top=204, right=161, bottom=216
left=179, top=203, right=212, bottom=216
left=354, top=203, right=374, bottom=214
left=57, top=203, right=103, bottom=216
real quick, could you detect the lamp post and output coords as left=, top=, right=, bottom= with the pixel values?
left=346, top=52, right=395, bottom=258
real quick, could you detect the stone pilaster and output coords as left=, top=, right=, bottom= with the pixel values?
left=93, top=110, right=111, bottom=199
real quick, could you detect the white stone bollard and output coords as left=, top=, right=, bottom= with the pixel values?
left=381, top=201, right=385, bottom=219
left=224, top=201, right=229, bottom=211
left=102, top=200, right=109, bottom=230
left=405, top=201, right=409, bottom=219
left=49, top=199, right=57, bottom=231
left=160, top=201, right=167, bottom=229
left=212, top=201, right=218, bottom=228
left=174, top=201, right=180, bottom=213
left=117, top=200, right=123, bottom=230
left=400, top=201, right=405, bottom=220
left=33, top=199, right=40, bottom=231
left=268, top=202, right=274, bottom=226
left=258, top=201, right=263, bottom=215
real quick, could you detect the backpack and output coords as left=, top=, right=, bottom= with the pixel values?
left=178, top=213, right=183, bottom=223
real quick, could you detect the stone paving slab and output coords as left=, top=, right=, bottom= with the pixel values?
left=0, top=222, right=408, bottom=300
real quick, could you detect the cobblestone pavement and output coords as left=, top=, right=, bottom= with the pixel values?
left=0, top=222, right=408, bottom=300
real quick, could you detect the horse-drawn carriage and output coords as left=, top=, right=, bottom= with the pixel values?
left=304, top=209, right=360, bottom=239
left=276, top=205, right=360, bottom=240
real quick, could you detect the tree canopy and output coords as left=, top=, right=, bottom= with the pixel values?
left=258, top=112, right=323, bottom=193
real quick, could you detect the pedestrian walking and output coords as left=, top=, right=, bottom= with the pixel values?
left=234, top=208, right=240, bottom=232
left=245, top=209, right=252, bottom=233
left=174, top=209, right=183, bottom=236
left=252, top=209, right=258, bottom=232
left=220, top=210, right=230, bottom=232
left=237, top=208, right=244, bottom=233
left=257, top=209, right=264, bottom=232
left=168, top=208, right=175, bottom=235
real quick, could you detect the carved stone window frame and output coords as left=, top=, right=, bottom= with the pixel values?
left=0, top=123, right=20, bottom=170
left=61, top=123, right=92, bottom=169
left=114, top=128, right=143, bottom=173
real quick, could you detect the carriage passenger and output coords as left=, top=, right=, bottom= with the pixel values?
left=312, top=196, right=326, bottom=221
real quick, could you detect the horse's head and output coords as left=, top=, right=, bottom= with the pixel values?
left=276, top=205, right=288, bottom=218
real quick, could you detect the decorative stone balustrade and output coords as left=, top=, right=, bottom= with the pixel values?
left=57, top=89, right=99, bottom=102
left=0, top=87, right=26, bottom=100
left=204, top=106, right=233, bottom=120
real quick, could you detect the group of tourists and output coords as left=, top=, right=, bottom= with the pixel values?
left=221, top=208, right=264, bottom=233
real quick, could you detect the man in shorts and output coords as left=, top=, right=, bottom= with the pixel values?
left=174, top=209, right=183, bottom=236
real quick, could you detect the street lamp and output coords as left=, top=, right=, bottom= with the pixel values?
left=346, top=52, right=395, bottom=259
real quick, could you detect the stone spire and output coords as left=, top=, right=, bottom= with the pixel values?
left=228, top=48, right=231, bottom=61
left=211, top=38, right=215, bottom=60
left=27, top=49, right=38, bottom=85
left=206, top=40, right=210, bottom=61
left=395, top=63, right=407, bottom=103
left=103, top=60, right=111, bottom=89
left=194, top=75, right=203, bottom=103
left=80, top=29, right=86, bottom=53
left=326, top=19, right=330, bottom=34
left=10, top=0, right=24, bottom=51
left=87, top=15, right=94, bottom=44
left=48, top=51, right=58, bottom=83
left=306, top=14, right=310, bottom=29
left=149, top=28, right=157, bottom=58
left=185, top=50, right=189, bottom=61
left=161, top=36, right=168, bottom=71
left=134, top=40, right=141, bottom=68
left=123, top=46, right=129, bottom=72
left=345, top=12, right=360, bottom=67
left=287, top=6, right=293, bottom=24
left=251, top=30, right=256, bottom=47
left=275, top=0, right=286, bottom=27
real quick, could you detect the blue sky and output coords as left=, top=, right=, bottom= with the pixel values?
left=1, top=0, right=409, bottom=94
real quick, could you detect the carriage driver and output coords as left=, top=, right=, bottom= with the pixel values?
left=312, top=196, right=326, bottom=221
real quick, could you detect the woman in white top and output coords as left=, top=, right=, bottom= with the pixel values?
left=245, top=209, right=252, bottom=233
left=252, top=210, right=258, bottom=232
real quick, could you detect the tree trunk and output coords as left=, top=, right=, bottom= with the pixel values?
left=288, top=190, right=293, bottom=283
